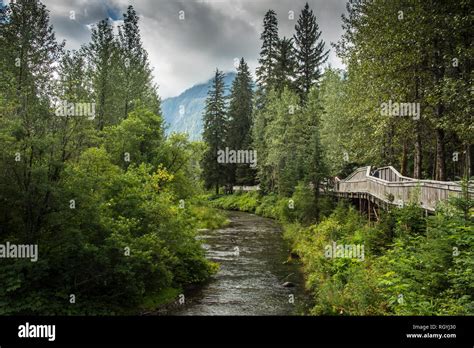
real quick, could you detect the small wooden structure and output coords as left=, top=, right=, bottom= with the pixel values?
left=232, top=185, right=260, bottom=193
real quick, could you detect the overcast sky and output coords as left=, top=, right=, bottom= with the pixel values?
left=33, top=0, right=347, bottom=99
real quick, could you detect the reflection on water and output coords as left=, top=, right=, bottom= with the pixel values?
left=168, top=211, right=312, bottom=316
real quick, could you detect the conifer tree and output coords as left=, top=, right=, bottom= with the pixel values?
left=274, top=36, right=297, bottom=95
left=117, top=6, right=160, bottom=118
left=201, top=69, right=227, bottom=194
left=86, top=18, right=120, bottom=130
left=253, top=10, right=279, bottom=192
left=226, top=58, right=255, bottom=186
left=255, top=9, right=279, bottom=106
left=294, top=2, right=328, bottom=103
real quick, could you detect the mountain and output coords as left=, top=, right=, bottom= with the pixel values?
left=161, top=72, right=236, bottom=140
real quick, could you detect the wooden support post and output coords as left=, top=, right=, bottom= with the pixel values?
left=373, top=206, right=379, bottom=221
left=368, top=198, right=371, bottom=222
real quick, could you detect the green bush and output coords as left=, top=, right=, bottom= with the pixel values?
left=0, top=149, right=219, bottom=315
left=283, top=200, right=473, bottom=315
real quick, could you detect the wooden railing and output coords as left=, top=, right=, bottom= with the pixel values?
left=335, top=166, right=473, bottom=212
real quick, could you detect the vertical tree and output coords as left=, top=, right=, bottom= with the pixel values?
left=274, top=37, right=297, bottom=95
left=86, top=18, right=120, bottom=130
left=253, top=9, right=279, bottom=192
left=226, top=58, right=255, bottom=186
left=255, top=9, right=279, bottom=106
left=294, top=2, right=328, bottom=103
left=201, top=69, right=227, bottom=194
left=117, top=5, right=160, bottom=118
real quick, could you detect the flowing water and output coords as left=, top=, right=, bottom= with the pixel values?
left=166, top=210, right=312, bottom=315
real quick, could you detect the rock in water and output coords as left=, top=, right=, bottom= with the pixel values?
left=282, top=282, right=295, bottom=288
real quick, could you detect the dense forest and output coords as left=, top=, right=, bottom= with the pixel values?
left=0, top=0, right=472, bottom=316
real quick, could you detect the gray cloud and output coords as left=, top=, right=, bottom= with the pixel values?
left=42, top=0, right=347, bottom=98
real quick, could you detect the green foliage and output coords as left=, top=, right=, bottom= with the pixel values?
left=0, top=146, right=220, bottom=314
left=290, top=198, right=474, bottom=316
left=117, top=5, right=160, bottom=118
left=103, top=107, right=164, bottom=169
left=253, top=85, right=328, bottom=220
left=254, top=196, right=279, bottom=218
left=376, top=207, right=474, bottom=315
left=280, top=183, right=316, bottom=224
left=210, top=191, right=260, bottom=213
left=136, top=287, right=181, bottom=314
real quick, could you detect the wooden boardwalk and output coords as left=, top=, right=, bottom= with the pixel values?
left=334, top=166, right=473, bottom=212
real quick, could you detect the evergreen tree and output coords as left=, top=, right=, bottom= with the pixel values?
left=274, top=36, right=297, bottom=95
left=226, top=58, right=255, bottom=186
left=201, top=69, right=227, bottom=194
left=253, top=10, right=279, bottom=192
left=86, top=18, right=120, bottom=130
left=294, top=2, right=328, bottom=103
left=255, top=9, right=279, bottom=106
left=117, top=6, right=160, bottom=118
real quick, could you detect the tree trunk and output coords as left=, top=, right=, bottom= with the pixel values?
left=432, top=33, right=446, bottom=181
left=435, top=127, right=446, bottom=181
left=313, top=179, right=320, bottom=222
left=413, top=124, right=422, bottom=179
left=413, top=73, right=422, bottom=179
left=466, top=143, right=472, bottom=179
left=401, top=140, right=408, bottom=176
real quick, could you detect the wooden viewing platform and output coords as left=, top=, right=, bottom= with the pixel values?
left=334, top=166, right=473, bottom=213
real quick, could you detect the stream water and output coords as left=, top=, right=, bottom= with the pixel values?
left=166, top=210, right=312, bottom=315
